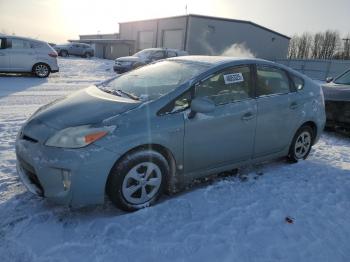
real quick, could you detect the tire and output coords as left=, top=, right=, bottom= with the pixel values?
left=33, top=63, right=50, bottom=78
left=60, top=50, right=68, bottom=57
left=106, top=150, right=169, bottom=211
left=84, top=52, right=92, bottom=58
left=287, top=125, right=314, bottom=163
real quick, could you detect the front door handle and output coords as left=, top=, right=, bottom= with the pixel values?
left=0, top=52, right=5, bottom=56
left=241, top=112, right=254, bottom=121
left=290, top=102, right=298, bottom=110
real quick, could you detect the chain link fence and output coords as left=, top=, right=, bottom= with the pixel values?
left=275, top=59, right=350, bottom=80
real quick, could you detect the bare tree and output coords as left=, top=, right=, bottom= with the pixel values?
left=288, top=35, right=299, bottom=59
left=311, top=33, right=324, bottom=59
left=297, top=33, right=313, bottom=59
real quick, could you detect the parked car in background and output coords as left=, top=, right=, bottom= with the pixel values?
left=54, top=43, right=94, bottom=58
left=322, top=69, right=350, bottom=130
left=113, top=48, right=188, bottom=73
left=16, top=56, right=325, bottom=211
left=0, top=35, right=59, bottom=78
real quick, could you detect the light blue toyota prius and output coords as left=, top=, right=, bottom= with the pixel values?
left=15, top=56, right=326, bottom=211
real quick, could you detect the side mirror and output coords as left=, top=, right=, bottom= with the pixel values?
left=326, top=77, right=333, bottom=83
left=188, top=97, right=215, bottom=119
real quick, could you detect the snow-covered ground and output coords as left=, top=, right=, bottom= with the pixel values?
left=0, top=58, right=349, bottom=262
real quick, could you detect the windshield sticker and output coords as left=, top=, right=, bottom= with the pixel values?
left=223, top=73, right=244, bottom=84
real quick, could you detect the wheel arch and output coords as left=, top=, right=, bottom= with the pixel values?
left=299, top=121, right=317, bottom=144
left=32, top=62, right=51, bottom=73
left=105, top=143, right=178, bottom=195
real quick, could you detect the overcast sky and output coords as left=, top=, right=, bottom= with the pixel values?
left=0, top=0, right=349, bottom=43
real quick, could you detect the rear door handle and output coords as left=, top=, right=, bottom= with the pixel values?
left=0, top=52, right=5, bottom=56
left=290, top=102, right=299, bottom=110
left=241, top=112, right=254, bottom=121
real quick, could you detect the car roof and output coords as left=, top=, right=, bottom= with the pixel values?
left=142, top=48, right=185, bottom=52
left=1, top=34, right=47, bottom=44
left=169, top=55, right=270, bottom=66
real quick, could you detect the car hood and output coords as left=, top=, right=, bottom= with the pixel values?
left=116, top=56, right=144, bottom=63
left=322, top=83, right=350, bottom=101
left=28, top=85, right=141, bottom=130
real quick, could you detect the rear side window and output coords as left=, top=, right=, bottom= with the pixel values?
left=256, top=65, right=291, bottom=96
left=195, top=65, right=253, bottom=105
left=167, top=51, right=177, bottom=57
left=290, top=74, right=304, bottom=90
left=11, top=39, right=31, bottom=49
left=30, top=41, right=44, bottom=48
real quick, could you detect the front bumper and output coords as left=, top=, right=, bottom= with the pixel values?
left=15, top=133, right=119, bottom=207
left=113, top=65, right=132, bottom=73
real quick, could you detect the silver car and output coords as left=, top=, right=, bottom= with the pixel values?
left=54, top=43, right=94, bottom=58
left=113, top=48, right=188, bottom=73
left=16, top=56, right=326, bottom=211
left=0, top=35, right=59, bottom=78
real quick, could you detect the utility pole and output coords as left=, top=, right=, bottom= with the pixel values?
left=342, top=37, right=350, bottom=60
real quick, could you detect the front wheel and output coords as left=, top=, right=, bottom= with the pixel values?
left=33, top=63, right=50, bottom=78
left=287, top=126, right=314, bottom=163
left=106, top=150, right=169, bottom=211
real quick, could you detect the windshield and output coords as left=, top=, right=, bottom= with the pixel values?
left=334, top=70, right=350, bottom=85
left=101, top=60, right=209, bottom=101
left=134, top=49, right=154, bottom=58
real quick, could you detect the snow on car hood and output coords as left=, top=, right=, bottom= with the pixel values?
left=27, top=85, right=140, bottom=130
left=322, top=83, right=350, bottom=101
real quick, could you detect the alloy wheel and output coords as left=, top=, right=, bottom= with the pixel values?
left=294, top=131, right=312, bottom=159
left=122, top=162, right=162, bottom=205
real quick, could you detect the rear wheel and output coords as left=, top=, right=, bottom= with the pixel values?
left=106, top=150, right=169, bottom=211
left=33, top=63, right=50, bottom=78
left=287, top=126, right=314, bottom=163
left=60, top=50, right=68, bottom=57
left=84, top=52, right=92, bottom=58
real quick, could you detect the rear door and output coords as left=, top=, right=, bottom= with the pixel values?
left=253, top=64, right=300, bottom=157
left=184, top=65, right=257, bottom=173
left=7, top=38, right=36, bottom=71
left=0, top=38, right=10, bottom=70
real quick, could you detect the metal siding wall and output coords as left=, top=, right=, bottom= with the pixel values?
left=186, top=16, right=289, bottom=59
left=157, top=17, right=187, bottom=49
left=119, top=17, right=187, bottom=51
left=119, top=20, right=158, bottom=52
left=275, top=59, right=350, bottom=80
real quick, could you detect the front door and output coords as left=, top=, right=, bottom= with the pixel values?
left=184, top=65, right=257, bottom=173
left=253, top=64, right=300, bottom=157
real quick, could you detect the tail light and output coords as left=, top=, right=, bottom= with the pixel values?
left=48, top=52, right=58, bottom=58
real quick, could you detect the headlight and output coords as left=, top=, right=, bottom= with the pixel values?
left=45, top=125, right=116, bottom=148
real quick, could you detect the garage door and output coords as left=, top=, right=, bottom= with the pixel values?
left=162, top=30, right=184, bottom=50
left=138, top=31, right=154, bottom=50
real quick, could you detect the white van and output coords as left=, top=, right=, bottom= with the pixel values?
left=0, top=35, right=59, bottom=78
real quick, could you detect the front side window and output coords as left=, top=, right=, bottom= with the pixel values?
left=256, top=65, right=291, bottom=96
left=195, top=65, right=253, bottom=105
left=10, top=39, right=31, bottom=49
left=334, top=70, right=350, bottom=85
left=101, top=60, right=209, bottom=101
